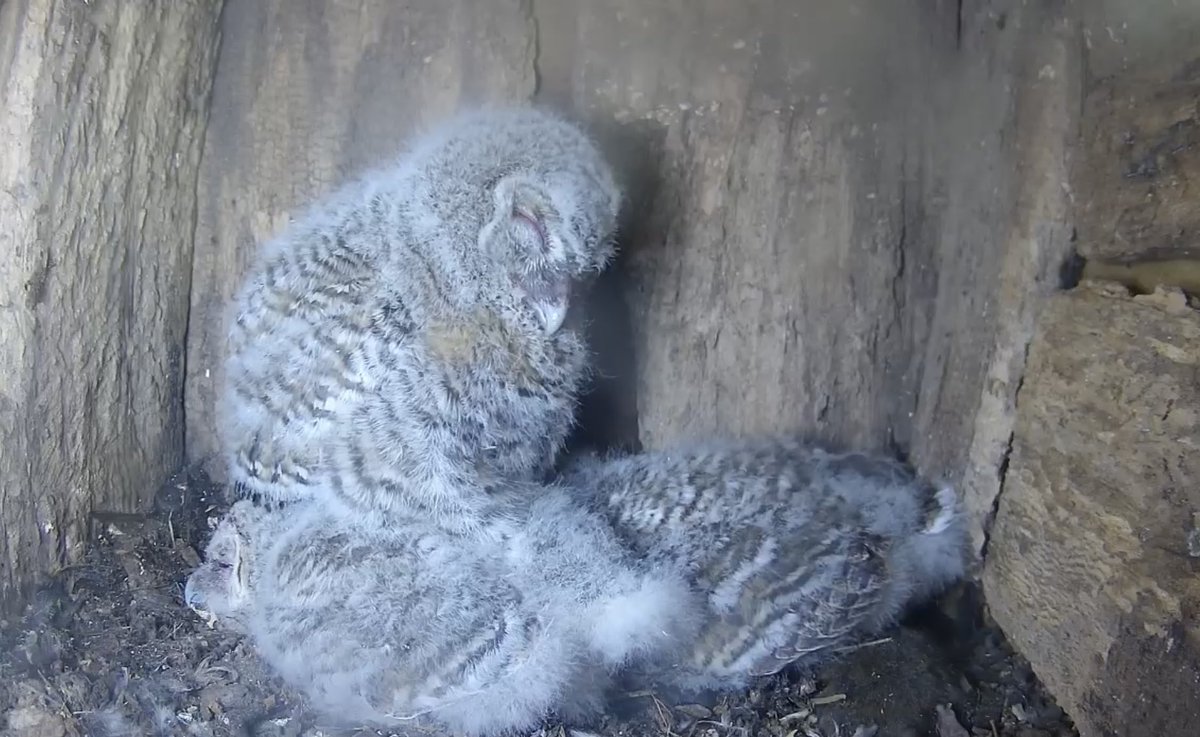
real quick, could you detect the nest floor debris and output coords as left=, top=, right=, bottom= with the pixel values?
left=0, top=470, right=1077, bottom=737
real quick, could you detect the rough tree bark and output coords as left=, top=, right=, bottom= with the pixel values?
left=0, top=0, right=223, bottom=609
left=982, top=23, right=1200, bottom=735
left=984, top=283, right=1200, bottom=737
left=1076, top=57, right=1200, bottom=262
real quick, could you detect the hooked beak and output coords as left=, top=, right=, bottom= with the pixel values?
left=532, top=299, right=569, bottom=335
left=515, top=270, right=572, bottom=335
left=183, top=577, right=204, bottom=610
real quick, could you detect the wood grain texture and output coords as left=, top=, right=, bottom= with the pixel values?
left=984, top=283, right=1200, bottom=737
left=184, top=0, right=538, bottom=474
left=1075, top=55, right=1200, bottom=261
left=0, top=0, right=223, bottom=607
left=543, top=0, right=942, bottom=455
left=938, top=5, right=1080, bottom=555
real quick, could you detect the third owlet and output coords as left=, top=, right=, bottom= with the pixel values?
left=184, top=493, right=699, bottom=736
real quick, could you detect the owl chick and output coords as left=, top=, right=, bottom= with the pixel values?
left=184, top=495, right=699, bottom=736
left=558, top=438, right=969, bottom=694
left=219, top=106, right=620, bottom=530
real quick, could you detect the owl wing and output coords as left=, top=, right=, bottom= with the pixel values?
left=223, top=195, right=403, bottom=502
left=685, top=523, right=888, bottom=679
left=755, top=528, right=889, bottom=672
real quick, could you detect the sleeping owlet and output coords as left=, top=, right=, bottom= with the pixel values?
left=184, top=493, right=700, bottom=736
left=558, top=437, right=969, bottom=694
left=220, top=106, right=619, bottom=531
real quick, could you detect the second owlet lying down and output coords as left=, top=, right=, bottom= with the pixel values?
left=220, top=106, right=620, bottom=531
left=184, top=495, right=700, bottom=736
left=558, top=438, right=969, bottom=694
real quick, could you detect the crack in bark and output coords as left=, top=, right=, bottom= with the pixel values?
left=979, top=347, right=1029, bottom=563
left=523, top=0, right=543, bottom=99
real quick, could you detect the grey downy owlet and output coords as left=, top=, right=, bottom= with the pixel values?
left=558, top=438, right=969, bottom=694
left=183, top=495, right=701, bottom=736
left=219, top=106, right=619, bottom=531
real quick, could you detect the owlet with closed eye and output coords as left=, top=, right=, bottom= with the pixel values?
left=220, top=107, right=620, bottom=530
left=183, top=492, right=699, bottom=736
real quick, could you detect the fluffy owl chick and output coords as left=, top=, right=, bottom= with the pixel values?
left=184, top=496, right=698, bottom=735
left=220, top=106, right=621, bottom=529
left=558, top=438, right=969, bottom=693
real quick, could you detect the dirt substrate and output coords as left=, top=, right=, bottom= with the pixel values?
left=0, top=471, right=1077, bottom=737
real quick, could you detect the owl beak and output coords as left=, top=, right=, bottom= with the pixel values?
left=515, top=269, right=572, bottom=335
left=533, top=299, right=569, bottom=335
left=184, top=578, right=204, bottom=610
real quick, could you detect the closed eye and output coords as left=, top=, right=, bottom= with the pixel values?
left=512, top=208, right=548, bottom=251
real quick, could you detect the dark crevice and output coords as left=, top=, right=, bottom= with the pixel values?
left=1161, top=399, right=1174, bottom=423
left=979, top=357, right=1028, bottom=563
left=560, top=120, right=665, bottom=459
left=891, top=174, right=909, bottom=319
left=1058, top=246, right=1086, bottom=290
left=978, top=431, right=1014, bottom=563
left=955, top=0, right=964, bottom=50
left=885, top=425, right=910, bottom=466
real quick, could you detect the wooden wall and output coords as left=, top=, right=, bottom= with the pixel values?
left=0, top=0, right=223, bottom=608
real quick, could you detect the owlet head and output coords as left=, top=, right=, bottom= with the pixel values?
left=482, top=163, right=620, bottom=335
left=412, top=107, right=621, bottom=335
left=184, top=502, right=261, bottom=627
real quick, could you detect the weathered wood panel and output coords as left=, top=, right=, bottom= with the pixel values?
left=0, top=0, right=224, bottom=608
left=536, top=0, right=949, bottom=455
left=928, top=4, right=1080, bottom=555
left=183, top=0, right=538, bottom=475
left=1075, top=56, right=1200, bottom=261
left=984, top=282, right=1200, bottom=737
